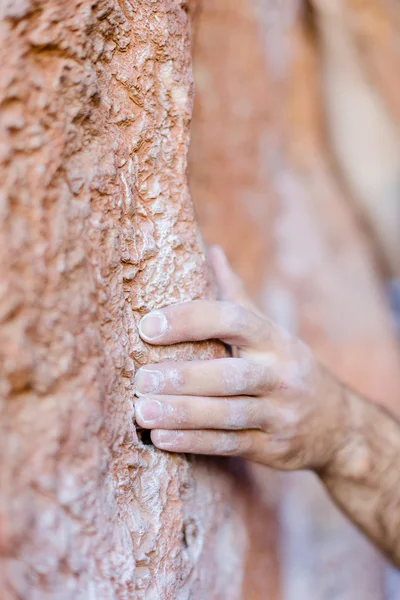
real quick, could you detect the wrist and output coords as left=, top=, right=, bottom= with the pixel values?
left=319, top=389, right=370, bottom=480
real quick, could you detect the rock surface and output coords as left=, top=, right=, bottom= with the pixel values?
left=0, top=2, right=279, bottom=598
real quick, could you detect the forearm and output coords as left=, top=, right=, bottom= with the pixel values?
left=319, top=389, right=400, bottom=566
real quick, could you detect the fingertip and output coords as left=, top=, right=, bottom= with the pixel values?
left=151, top=429, right=180, bottom=450
left=208, top=246, right=243, bottom=304
left=208, top=244, right=224, bottom=256
left=138, top=310, right=169, bottom=343
left=207, top=245, right=228, bottom=269
left=135, top=397, right=164, bottom=427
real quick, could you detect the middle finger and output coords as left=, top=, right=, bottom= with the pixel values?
left=134, top=358, right=278, bottom=397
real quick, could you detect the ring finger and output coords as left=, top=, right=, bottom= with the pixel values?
left=135, top=395, right=264, bottom=431
left=134, top=358, right=278, bottom=397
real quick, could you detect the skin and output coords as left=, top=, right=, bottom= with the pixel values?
left=134, top=246, right=400, bottom=567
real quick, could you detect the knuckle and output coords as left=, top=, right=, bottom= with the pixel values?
left=278, top=405, right=300, bottom=429
left=240, top=432, right=258, bottom=459
left=278, top=440, right=305, bottom=470
left=222, top=359, right=247, bottom=394
left=223, top=302, right=248, bottom=336
left=192, top=430, right=205, bottom=449
left=244, top=360, right=269, bottom=394
left=258, top=409, right=273, bottom=432
left=259, top=362, right=279, bottom=394
left=244, top=401, right=260, bottom=428
left=215, top=432, right=240, bottom=455
left=165, top=366, right=185, bottom=391
left=226, top=400, right=251, bottom=429
left=262, top=433, right=306, bottom=470
left=258, top=402, right=295, bottom=433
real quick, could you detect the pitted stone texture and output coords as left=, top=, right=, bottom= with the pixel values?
left=0, top=2, right=278, bottom=599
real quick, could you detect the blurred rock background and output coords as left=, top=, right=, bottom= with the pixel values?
left=189, top=1, right=400, bottom=598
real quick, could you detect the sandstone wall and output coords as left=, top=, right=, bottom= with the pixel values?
left=0, top=2, right=279, bottom=598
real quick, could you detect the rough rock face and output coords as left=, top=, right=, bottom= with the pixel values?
left=0, top=2, right=279, bottom=598
left=189, top=0, right=400, bottom=597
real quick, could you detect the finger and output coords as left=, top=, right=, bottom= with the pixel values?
left=135, top=395, right=264, bottom=430
left=207, top=245, right=258, bottom=312
left=134, top=358, right=278, bottom=397
left=151, top=428, right=261, bottom=458
left=138, top=300, right=271, bottom=350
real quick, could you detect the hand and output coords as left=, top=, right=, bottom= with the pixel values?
left=134, top=246, right=349, bottom=471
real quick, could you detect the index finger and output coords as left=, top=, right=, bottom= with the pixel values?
left=138, top=300, right=272, bottom=350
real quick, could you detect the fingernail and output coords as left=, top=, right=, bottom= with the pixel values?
left=155, top=430, right=179, bottom=446
left=136, top=399, right=164, bottom=424
left=139, top=311, right=168, bottom=341
left=135, top=369, right=161, bottom=395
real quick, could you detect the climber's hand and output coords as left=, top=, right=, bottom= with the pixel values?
left=134, top=246, right=348, bottom=471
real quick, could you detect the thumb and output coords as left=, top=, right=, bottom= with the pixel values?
left=207, top=245, right=257, bottom=312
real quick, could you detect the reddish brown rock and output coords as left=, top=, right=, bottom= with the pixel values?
left=0, top=1, right=280, bottom=598
left=189, top=0, right=400, bottom=597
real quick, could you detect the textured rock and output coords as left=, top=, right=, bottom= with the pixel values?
left=189, top=0, right=400, bottom=597
left=0, top=2, right=279, bottom=598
